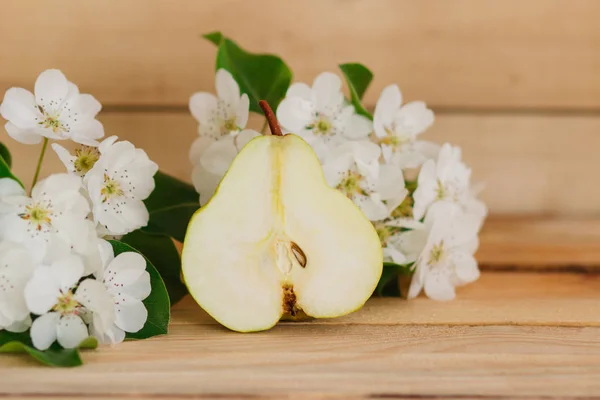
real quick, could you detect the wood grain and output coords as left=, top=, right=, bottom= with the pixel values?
left=6, top=111, right=600, bottom=215
left=2, top=273, right=600, bottom=399
left=171, top=272, right=600, bottom=327
left=479, top=217, right=600, bottom=268
left=2, top=0, right=600, bottom=109
left=2, top=327, right=600, bottom=398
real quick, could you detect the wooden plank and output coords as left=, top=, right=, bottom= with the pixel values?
left=6, top=111, right=600, bottom=215
left=479, top=217, right=600, bottom=268
left=2, top=327, right=600, bottom=398
left=1, top=0, right=600, bottom=109
left=2, top=273, right=600, bottom=398
left=171, top=272, right=600, bottom=327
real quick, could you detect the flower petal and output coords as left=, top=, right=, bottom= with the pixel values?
left=75, top=278, right=114, bottom=313
left=0, top=177, right=26, bottom=197
left=0, top=243, right=34, bottom=322
left=355, top=159, right=379, bottom=183
left=436, top=143, right=462, bottom=180
left=352, top=140, right=381, bottom=164
left=345, top=114, right=373, bottom=140
left=276, top=97, right=314, bottom=133
left=4, top=122, right=42, bottom=145
left=50, top=255, right=84, bottom=293
left=98, top=135, right=119, bottom=154
left=286, top=83, right=312, bottom=100
left=57, top=314, right=89, bottom=349
left=120, top=149, right=159, bottom=200
left=215, top=69, right=240, bottom=107
left=77, top=93, right=102, bottom=117
left=423, top=269, right=457, bottom=301
left=30, top=312, right=60, bottom=350
left=70, top=119, right=104, bottom=146
left=235, top=93, right=249, bottom=129
left=374, top=84, right=402, bottom=138
left=234, top=129, right=260, bottom=151
left=412, top=159, right=438, bottom=220
left=377, top=164, right=407, bottom=201
left=24, top=267, right=62, bottom=315
left=5, top=315, right=32, bottom=333
left=189, top=92, right=218, bottom=125
left=96, top=198, right=149, bottom=236
left=192, top=164, right=221, bottom=204
left=383, top=245, right=408, bottom=265
left=75, top=278, right=115, bottom=334
left=189, top=136, right=215, bottom=165
left=199, top=137, right=237, bottom=175
left=90, top=320, right=125, bottom=345
left=450, top=251, right=480, bottom=284
left=122, top=271, right=151, bottom=300
left=375, top=85, right=402, bottom=122
left=115, top=295, right=148, bottom=333
left=53, top=215, right=97, bottom=260
left=397, top=229, right=429, bottom=262
left=0, top=88, right=41, bottom=129
left=407, top=261, right=426, bottom=299
left=32, top=173, right=87, bottom=212
left=51, top=143, right=77, bottom=174
left=355, top=195, right=389, bottom=221
left=312, top=72, right=343, bottom=110
left=34, top=69, right=70, bottom=110
left=97, top=239, right=115, bottom=274
left=322, top=153, right=353, bottom=188
left=414, top=140, right=441, bottom=162
left=105, top=252, right=147, bottom=289
left=395, top=101, right=434, bottom=137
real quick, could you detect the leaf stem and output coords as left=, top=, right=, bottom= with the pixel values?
left=258, top=100, right=283, bottom=136
left=30, top=137, right=48, bottom=193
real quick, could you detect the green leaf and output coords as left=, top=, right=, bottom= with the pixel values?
left=144, top=171, right=200, bottom=242
left=0, top=330, right=97, bottom=367
left=0, top=147, right=23, bottom=187
left=375, top=262, right=413, bottom=297
left=0, top=142, right=12, bottom=168
left=339, top=63, right=373, bottom=120
left=121, top=230, right=188, bottom=306
left=109, top=240, right=170, bottom=339
left=203, top=31, right=223, bottom=46
left=205, top=32, right=293, bottom=113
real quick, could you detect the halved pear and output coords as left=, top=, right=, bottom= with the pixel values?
left=181, top=101, right=382, bottom=332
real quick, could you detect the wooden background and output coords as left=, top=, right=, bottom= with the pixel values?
left=2, top=0, right=600, bottom=215
left=2, top=2, right=600, bottom=399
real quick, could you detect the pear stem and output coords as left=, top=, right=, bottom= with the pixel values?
left=258, top=100, right=283, bottom=136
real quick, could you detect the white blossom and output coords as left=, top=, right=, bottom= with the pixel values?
left=24, top=254, right=114, bottom=350
left=374, top=218, right=423, bottom=265
left=85, top=137, right=158, bottom=236
left=51, top=136, right=117, bottom=179
left=372, top=84, right=438, bottom=168
left=0, top=241, right=35, bottom=332
left=412, top=143, right=487, bottom=228
left=0, top=175, right=98, bottom=269
left=191, top=130, right=260, bottom=204
left=89, top=241, right=150, bottom=344
left=0, top=69, right=104, bottom=146
left=322, top=141, right=406, bottom=221
left=402, top=206, right=481, bottom=301
left=189, top=69, right=249, bottom=144
left=277, top=72, right=372, bottom=161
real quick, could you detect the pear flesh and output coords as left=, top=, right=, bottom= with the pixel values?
left=182, top=134, right=382, bottom=332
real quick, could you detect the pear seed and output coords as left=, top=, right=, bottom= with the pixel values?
left=290, top=242, right=307, bottom=268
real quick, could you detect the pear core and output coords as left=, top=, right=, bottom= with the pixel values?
left=181, top=133, right=383, bottom=332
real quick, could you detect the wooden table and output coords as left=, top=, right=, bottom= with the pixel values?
left=2, top=218, right=600, bottom=399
